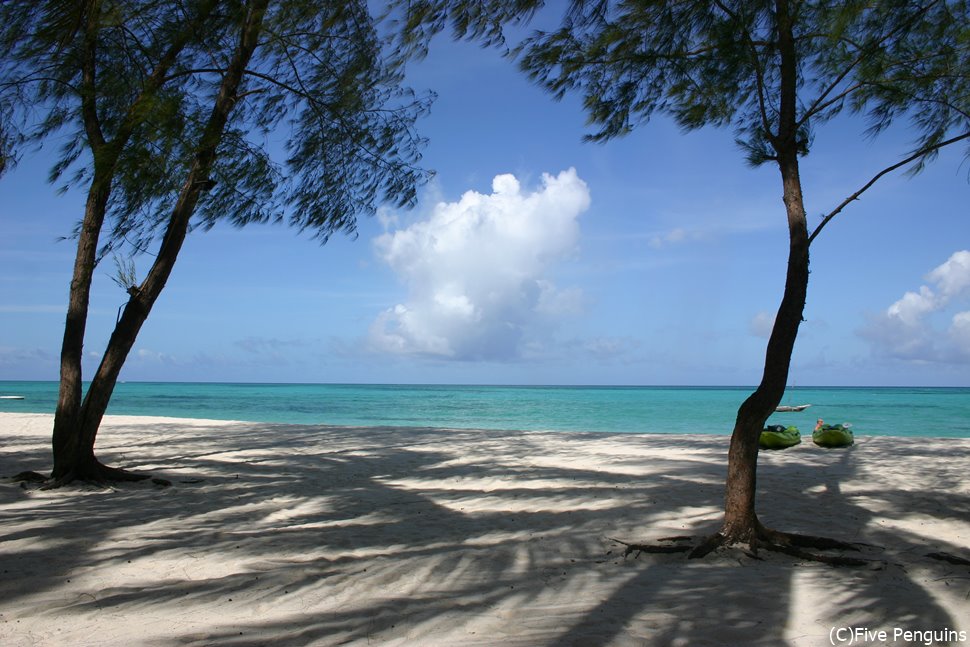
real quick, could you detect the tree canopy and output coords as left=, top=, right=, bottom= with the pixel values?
left=396, top=0, right=970, bottom=559
left=399, top=0, right=969, bottom=189
left=0, top=0, right=435, bottom=484
left=0, top=0, right=432, bottom=253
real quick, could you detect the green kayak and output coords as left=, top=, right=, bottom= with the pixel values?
left=813, top=424, right=854, bottom=448
left=759, top=425, right=801, bottom=450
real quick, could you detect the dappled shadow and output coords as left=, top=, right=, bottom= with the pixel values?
left=548, top=436, right=969, bottom=647
left=1, top=415, right=967, bottom=646
left=753, top=438, right=968, bottom=641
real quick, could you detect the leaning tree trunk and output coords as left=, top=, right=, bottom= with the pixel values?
left=49, top=0, right=270, bottom=484
left=49, top=0, right=223, bottom=481
left=690, top=150, right=808, bottom=554
left=51, top=176, right=111, bottom=478
left=690, top=0, right=811, bottom=554
left=716, top=146, right=809, bottom=545
left=52, top=209, right=193, bottom=482
left=51, top=0, right=117, bottom=478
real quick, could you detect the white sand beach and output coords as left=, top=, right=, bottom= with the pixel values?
left=1, top=412, right=968, bottom=646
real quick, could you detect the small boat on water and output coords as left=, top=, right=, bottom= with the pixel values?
left=760, top=425, right=801, bottom=450
left=813, top=423, right=854, bottom=448
left=0, top=395, right=25, bottom=400
left=775, top=404, right=811, bottom=412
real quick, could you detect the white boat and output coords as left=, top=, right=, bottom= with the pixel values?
left=0, top=395, right=25, bottom=400
left=775, top=403, right=811, bottom=412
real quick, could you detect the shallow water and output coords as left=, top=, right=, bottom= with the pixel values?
left=2, top=382, right=967, bottom=438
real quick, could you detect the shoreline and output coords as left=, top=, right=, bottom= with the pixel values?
left=2, top=412, right=969, bottom=646
left=3, top=379, right=969, bottom=388
left=2, top=383, right=969, bottom=439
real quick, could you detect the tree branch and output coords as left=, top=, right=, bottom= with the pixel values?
left=798, top=2, right=939, bottom=130
left=742, top=14, right=773, bottom=136
left=79, top=0, right=106, bottom=151
left=799, top=81, right=864, bottom=123
left=809, top=130, right=970, bottom=245
left=710, top=0, right=774, bottom=138
left=774, top=0, right=798, bottom=147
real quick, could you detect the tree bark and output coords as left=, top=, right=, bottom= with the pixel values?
left=51, top=178, right=111, bottom=477
left=50, top=0, right=271, bottom=483
left=717, top=148, right=809, bottom=543
left=51, top=0, right=113, bottom=478
left=708, top=0, right=809, bottom=547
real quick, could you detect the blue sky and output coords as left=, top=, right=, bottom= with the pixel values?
left=1, top=34, right=968, bottom=387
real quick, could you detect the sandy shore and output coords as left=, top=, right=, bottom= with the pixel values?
left=1, top=412, right=968, bottom=646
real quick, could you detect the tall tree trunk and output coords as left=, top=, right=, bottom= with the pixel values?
left=49, top=0, right=223, bottom=481
left=711, top=0, right=809, bottom=546
left=719, top=147, right=809, bottom=543
left=51, top=0, right=113, bottom=478
left=60, top=216, right=190, bottom=481
left=49, top=0, right=271, bottom=483
left=51, top=179, right=110, bottom=477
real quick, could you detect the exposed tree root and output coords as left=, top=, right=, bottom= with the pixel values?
left=44, top=461, right=152, bottom=489
left=750, top=536, right=870, bottom=567
left=614, top=525, right=873, bottom=567
left=7, top=469, right=185, bottom=490
left=610, top=536, right=693, bottom=556
left=927, top=551, right=970, bottom=567
left=688, top=532, right=728, bottom=560
left=1, top=458, right=153, bottom=490
left=9, top=471, right=48, bottom=484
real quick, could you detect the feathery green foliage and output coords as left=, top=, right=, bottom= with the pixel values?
left=1, top=0, right=435, bottom=484
left=396, top=1, right=969, bottom=176
left=0, top=0, right=432, bottom=254
left=520, top=1, right=969, bottom=163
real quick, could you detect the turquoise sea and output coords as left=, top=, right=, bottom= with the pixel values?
left=0, top=382, right=970, bottom=438
left=1, top=382, right=968, bottom=438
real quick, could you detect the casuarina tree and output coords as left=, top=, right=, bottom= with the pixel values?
left=396, top=0, right=970, bottom=559
left=0, top=0, right=431, bottom=485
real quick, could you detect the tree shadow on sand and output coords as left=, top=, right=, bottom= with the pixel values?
left=1, top=420, right=967, bottom=646
left=556, top=439, right=970, bottom=646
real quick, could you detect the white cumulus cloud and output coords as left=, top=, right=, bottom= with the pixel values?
left=927, top=250, right=970, bottom=300
left=861, top=250, right=970, bottom=363
left=369, top=169, right=591, bottom=360
left=948, top=311, right=970, bottom=361
left=135, top=348, right=176, bottom=364
left=749, top=311, right=776, bottom=339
